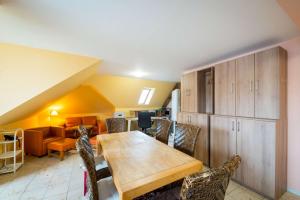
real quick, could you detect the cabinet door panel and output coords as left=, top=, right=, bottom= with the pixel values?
left=236, top=55, right=255, bottom=117
left=180, top=75, right=189, bottom=112
left=190, top=113, right=209, bottom=165
left=237, top=119, right=276, bottom=198
left=210, top=116, right=236, bottom=168
left=255, top=48, right=280, bottom=119
left=215, top=61, right=236, bottom=116
left=187, top=72, right=198, bottom=112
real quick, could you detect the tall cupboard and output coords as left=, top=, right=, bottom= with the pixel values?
left=211, top=47, right=287, bottom=199
left=180, top=46, right=287, bottom=199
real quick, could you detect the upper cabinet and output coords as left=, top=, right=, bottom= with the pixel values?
left=214, top=47, right=287, bottom=119
left=236, top=54, right=255, bottom=117
left=214, top=60, right=236, bottom=116
left=181, top=71, right=198, bottom=113
left=255, top=47, right=287, bottom=119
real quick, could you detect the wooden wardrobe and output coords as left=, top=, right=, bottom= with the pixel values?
left=211, top=47, right=287, bottom=199
left=179, top=46, right=287, bottom=199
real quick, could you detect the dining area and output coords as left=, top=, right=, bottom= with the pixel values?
left=76, top=118, right=241, bottom=200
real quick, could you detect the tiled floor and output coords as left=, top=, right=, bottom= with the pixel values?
left=0, top=151, right=299, bottom=200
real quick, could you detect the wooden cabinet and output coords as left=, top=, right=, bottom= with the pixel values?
left=211, top=116, right=283, bottom=199
left=177, top=112, right=209, bottom=165
left=236, top=55, right=255, bottom=117
left=214, top=60, right=236, bottom=116
left=210, top=115, right=236, bottom=168
left=236, top=119, right=276, bottom=198
left=255, top=48, right=286, bottom=119
left=181, top=72, right=198, bottom=113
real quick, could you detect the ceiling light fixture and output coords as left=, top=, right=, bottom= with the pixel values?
left=130, top=70, right=147, bottom=78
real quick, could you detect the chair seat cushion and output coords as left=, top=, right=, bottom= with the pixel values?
left=95, top=155, right=111, bottom=180
left=97, top=176, right=119, bottom=200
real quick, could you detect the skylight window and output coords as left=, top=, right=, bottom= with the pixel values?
left=138, top=88, right=155, bottom=105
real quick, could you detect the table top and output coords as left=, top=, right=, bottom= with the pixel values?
left=97, top=131, right=203, bottom=200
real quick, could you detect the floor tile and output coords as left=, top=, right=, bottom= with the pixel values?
left=0, top=154, right=299, bottom=200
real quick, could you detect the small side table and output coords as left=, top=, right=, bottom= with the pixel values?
left=47, top=138, right=76, bottom=161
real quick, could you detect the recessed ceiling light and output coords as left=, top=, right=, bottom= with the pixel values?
left=130, top=70, right=147, bottom=78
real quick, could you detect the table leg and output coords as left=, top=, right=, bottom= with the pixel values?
left=60, top=151, right=65, bottom=161
left=48, top=149, right=51, bottom=157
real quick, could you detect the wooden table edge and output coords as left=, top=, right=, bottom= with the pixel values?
left=119, top=160, right=203, bottom=200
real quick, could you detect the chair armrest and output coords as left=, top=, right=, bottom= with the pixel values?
left=24, top=130, right=44, bottom=154
left=50, top=126, right=65, bottom=138
left=24, top=130, right=44, bottom=140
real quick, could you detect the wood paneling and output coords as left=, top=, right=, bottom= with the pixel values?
left=236, top=54, right=255, bottom=117
left=97, top=131, right=202, bottom=200
left=210, top=115, right=236, bottom=168
left=255, top=48, right=280, bottom=119
left=214, top=60, right=236, bottom=116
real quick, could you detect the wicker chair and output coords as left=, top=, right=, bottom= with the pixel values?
left=152, top=119, right=172, bottom=145
left=174, top=123, right=201, bottom=156
left=78, top=127, right=111, bottom=181
left=137, top=155, right=241, bottom=200
left=76, top=135, right=119, bottom=200
left=106, top=118, right=127, bottom=133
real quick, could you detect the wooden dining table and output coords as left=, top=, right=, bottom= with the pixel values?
left=96, top=131, right=203, bottom=200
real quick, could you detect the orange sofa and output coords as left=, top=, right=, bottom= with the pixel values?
left=24, top=126, right=65, bottom=157
left=64, top=116, right=101, bottom=138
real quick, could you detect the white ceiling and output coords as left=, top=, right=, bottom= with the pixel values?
left=0, top=0, right=299, bottom=81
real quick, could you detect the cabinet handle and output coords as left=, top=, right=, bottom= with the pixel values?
left=237, top=121, right=240, bottom=132
left=232, top=121, right=235, bottom=132
left=255, top=80, right=259, bottom=92
left=249, top=80, right=253, bottom=92
left=231, top=83, right=234, bottom=94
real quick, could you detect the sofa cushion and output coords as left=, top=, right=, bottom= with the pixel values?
left=82, top=116, right=97, bottom=126
left=43, top=137, right=63, bottom=144
left=65, top=117, right=82, bottom=127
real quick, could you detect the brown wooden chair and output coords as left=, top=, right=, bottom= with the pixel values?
left=174, top=123, right=200, bottom=156
left=152, top=119, right=172, bottom=145
left=136, top=155, right=241, bottom=200
left=105, top=118, right=127, bottom=133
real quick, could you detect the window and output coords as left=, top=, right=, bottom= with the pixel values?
left=138, top=88, right=155, bottom=105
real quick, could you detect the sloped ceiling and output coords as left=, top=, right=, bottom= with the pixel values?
left=0, top=0, right=299, bottom=81
left=45, top=85, right=115, bottom=115
left=0, top=43, right=100, bottom=125
left=84, top=75, right=175, bottom=109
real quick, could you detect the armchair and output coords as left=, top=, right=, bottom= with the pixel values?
left=24, top=126, right=65, bottom=157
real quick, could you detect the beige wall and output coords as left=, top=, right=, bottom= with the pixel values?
left=0, top=43, right=100, bottom=118
left=281, top=37, right=300, bottom=195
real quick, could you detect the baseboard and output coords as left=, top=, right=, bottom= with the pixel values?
left=288, top=188, right=300, bottom=197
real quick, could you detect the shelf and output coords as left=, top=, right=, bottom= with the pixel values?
left=0, top=163, right=23, bottom=174
left=0, top=150, right=22, bottom=159
left=0, top=137, right=23, bottom=144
